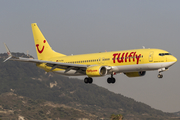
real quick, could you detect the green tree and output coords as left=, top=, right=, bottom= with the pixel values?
left=110, top=114, right=123, bottom=120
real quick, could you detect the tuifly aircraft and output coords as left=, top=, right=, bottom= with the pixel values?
left=4, top=23, right=177, bottom=84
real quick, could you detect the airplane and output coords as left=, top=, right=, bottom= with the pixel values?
left=4, top=23, right=177, bottom=84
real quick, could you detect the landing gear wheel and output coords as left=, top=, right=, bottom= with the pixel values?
left=84, top=77, right=89, bottom=83
left=107, top=78, right=112, bottom=83
left=112, top=78, right=116, bottom=83
left=84, top=77, right=93, bottom=84
left=157, top=74, right=163, bottom=78
left=107, top=77, right=116, bottom=84
left=88, top=77, right=93, bottom=84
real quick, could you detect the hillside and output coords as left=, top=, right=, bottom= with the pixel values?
left=0, top=53, right=179, bottom=120
left=0, top=92, right=96, bottom=120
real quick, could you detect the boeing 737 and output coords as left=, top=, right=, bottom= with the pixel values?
left=4, top=23, right=177, bottom=84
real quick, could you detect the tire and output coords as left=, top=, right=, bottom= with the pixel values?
left=158, top=74, right=163, bottom=78
left=112, top=78, right=116, bottom=83
left=89, top=77, right=93, bottom=84
left=107, top=78, right=112, bottom=84
left=84, top=77, right=89, bottom=83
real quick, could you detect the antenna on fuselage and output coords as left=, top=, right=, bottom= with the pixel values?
left=27, top=50, right=29, bottom=57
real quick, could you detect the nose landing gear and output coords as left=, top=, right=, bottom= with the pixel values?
left=157, top=73, right=163, bottom=78
left=157, top=68, right=168, bottom=79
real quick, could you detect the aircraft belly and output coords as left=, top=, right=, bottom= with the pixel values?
left=114, top=62, right=175, bottom=73
left=114, top=64, right=146, bottom=72
left=147, top=62, right=175, bottom=69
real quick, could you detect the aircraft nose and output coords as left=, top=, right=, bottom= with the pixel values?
left=166, top=56, right=177, bottom=67
left=166, top=55, right=177, bottom=63
left=171, top=56, right=177, bottom=63
left=173, top=56, right=177, bottom=62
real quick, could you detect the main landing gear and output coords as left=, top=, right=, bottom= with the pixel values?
left=84, top=77, right=93, bottom=84
left=84, top=74, right=116, bottom=84
left=107, top=74, right=116, bottom=84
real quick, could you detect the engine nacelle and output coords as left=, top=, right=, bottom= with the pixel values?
left=124, top=71, right=146, bottom=77
left=86, top=66, right=107, bottom=77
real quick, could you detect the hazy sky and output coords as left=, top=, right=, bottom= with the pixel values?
left=0, top=0, right=180, bottom=112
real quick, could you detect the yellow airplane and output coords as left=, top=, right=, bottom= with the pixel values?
left=4, top=23, right=177, bottom=84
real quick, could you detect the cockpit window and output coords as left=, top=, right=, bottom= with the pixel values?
left=159, top=53, right=171, bottom=56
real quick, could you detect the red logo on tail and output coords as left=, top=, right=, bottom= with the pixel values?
left=36, top=40, right=46, bottom=54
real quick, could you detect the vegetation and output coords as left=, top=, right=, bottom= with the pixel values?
left=0, top=53, right=179, bottom=120
left=0, top=92, right=95, bottom=120
left=110, top=114, right=123, bottom=120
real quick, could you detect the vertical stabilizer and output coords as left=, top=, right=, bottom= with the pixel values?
left=31, top=23, right=66, bottom=60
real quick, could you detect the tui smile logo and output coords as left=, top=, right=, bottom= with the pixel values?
left=36, top=40, right=46, bottom=54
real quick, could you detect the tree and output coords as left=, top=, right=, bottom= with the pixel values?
left=110, top=114, right=123, bottom=120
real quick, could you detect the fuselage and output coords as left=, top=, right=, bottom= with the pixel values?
left=37, top=48, right=177, bottom=76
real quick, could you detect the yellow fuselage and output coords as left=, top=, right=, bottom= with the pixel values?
left=37, top=48, right=177, bottom=76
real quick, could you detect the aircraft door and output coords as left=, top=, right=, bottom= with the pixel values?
left=98, top=58, right=101, bottom=64
left=102, top=57, right=105, bottom=64
left=149, top=51, right=154, bottom=62
left=98, top=57, right=105, bottom=64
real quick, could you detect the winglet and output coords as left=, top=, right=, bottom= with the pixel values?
left=3, top=43, right=13, bottom=62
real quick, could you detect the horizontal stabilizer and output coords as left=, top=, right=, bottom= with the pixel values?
left=3, top=43, right=18, bottom=62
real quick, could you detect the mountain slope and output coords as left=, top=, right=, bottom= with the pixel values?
left=0, top=53, right=178, bottom=120
left=0, top=92, right=98, bottom=120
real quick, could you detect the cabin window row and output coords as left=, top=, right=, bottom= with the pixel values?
left=64, top=58, right=110, bottom=64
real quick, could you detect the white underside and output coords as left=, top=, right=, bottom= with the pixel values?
left=53, top=62, right=176, bottom=76
left=112, top=62, right=175, bottom=73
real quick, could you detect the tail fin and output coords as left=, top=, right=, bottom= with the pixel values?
left=31, top=23, right=66, bottom=60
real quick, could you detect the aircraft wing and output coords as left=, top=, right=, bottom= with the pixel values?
left=3, top=43, right=87, bottom=72
left=11, top=57, right=88, bottom=71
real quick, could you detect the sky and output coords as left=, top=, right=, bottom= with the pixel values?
left=0, top=0, right=180, bottom=112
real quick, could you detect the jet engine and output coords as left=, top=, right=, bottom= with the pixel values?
left=124, top=71, right=146, bottom=77
left=86, top=66, right=107, bottom=77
